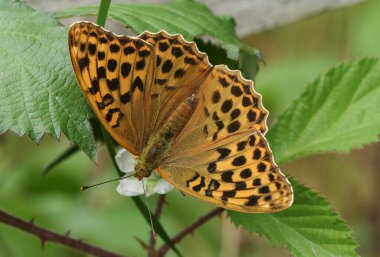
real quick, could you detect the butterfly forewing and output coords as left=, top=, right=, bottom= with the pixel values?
left=69, top=22, right=156, bottom=155
left=138, top=31, right=212, bottom=136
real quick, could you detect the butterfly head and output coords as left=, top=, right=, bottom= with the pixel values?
left=134, top=161, right=153, bottom=180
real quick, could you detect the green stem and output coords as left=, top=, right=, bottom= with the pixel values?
left=96, top=0, right=111, bottom=26
left=100, top=126, right=123, bottom=177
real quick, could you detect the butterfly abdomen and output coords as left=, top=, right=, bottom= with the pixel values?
left=135, top=94, right=198, bottom=179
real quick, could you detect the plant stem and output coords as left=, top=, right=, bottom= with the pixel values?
left=96, top=0, right=111, bottom=26
left=100, top=126, right=124, bottom=176
left=148, top=195, right=166, bottom=257
left=41, top=144, right=80, bottom=176
left=0, top=209, right=127, bottom=257
left=157, top=207, right=225, bottom=257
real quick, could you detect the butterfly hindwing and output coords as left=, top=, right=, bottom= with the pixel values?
left=159, top=129, right=292, bottom=213
left=159, top=66, right=293, bottom=213
left=166, top=66, right=269, bottom=158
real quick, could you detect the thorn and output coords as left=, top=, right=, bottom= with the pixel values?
left=65, top=230, right=71, bottom=236
left=134, top=236, right=148, bottom=249
left=40, top=238, right=46, bottom=255
left=29, top=216, right=36, bottom=224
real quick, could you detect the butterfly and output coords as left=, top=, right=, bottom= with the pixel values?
left=68, top=21, right=293, bottom=213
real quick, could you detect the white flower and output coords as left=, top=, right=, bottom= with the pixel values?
left=115, top=148, right=173, bottom=197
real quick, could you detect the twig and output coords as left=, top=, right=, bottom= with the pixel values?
left=155, top=195, right=166, bottom=220
left=148, top=195, right=166, bottom=257
left=0, top=209, right=127, bottom=257
left=157, top=207, right=225, bottom=257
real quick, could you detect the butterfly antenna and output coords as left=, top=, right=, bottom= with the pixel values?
left=81, top=173, right=135, bottom=190
left=142, top=180, right=157, bottom=240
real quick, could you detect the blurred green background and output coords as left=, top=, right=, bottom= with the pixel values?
left=1, top=0, right=379, bottom=256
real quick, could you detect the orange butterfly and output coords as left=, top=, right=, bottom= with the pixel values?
left=68, top=21, right=293, bottom=213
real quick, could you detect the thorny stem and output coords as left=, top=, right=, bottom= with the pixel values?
left=157, top=208, right=225, bottom=257
left=148, top=195, right=166, bottom=257
left=0, top=209, right=127, bottom=257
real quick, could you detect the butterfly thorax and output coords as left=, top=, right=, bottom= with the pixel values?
left=134, top=94, right=198, bottom=179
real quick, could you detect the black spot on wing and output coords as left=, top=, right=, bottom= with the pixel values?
left=231, top=86, right=243, bottom=97
left=186, top=173, right=200, bottom=187
left=124, top=46, right=135, bottom=55
left=227, top=120, right=240, bottom=133
left=105, top=108, right=120, bottom=122
left=78, top=56, right=89, bottom=72
left=97, top=66, right=106, bottom=79
left=88, top=43, right=96, bottom=55
left=120, top=92, right=131, bottom=104
left=106, top=78, right=119, bottom=91
left=207, top=162, right=217, bottom=173
left=192, top=176, right=206, bottom=192
left=89, top=78, right=100, bottom=95
left=253, top=178, right=261, bottom=186
left=212, top=91, right=221, bottom=104
left=246, top=195, right=260, bottom=206
left=240, top=168, right=252, bottom=179
left=110, top=43, right=120, bottom=53
left=131, top=76, right=144, bottom=92
left=158, top=42, right=169, bottom=52
left=98, top=51, right=105, bottom=60
left=184, top=57, right=196, bottom=65
left=174, top=69, right=185, bottom=79
left=253, top=149, right=261, bottom=160
left=230, top=109, right=241, bottom=120
left=96, top=94, right=114, bottom=110
left=221, top=171, right=234, bottom=182
left=107, top=59, right=117, bottom=72
left=162, top=60, right=173, bottom=73
left=259, top=186, right=269, bottom=194
left=219, top=77, right=229, bottom=87
left=171, top=46, right=183, bottom=57
left=136, top=59, right=145, bottom=70
left=138, top=49, right=151, bottom=57
left=257, top=162, right=267, bottom=172
left=232, top=155, right=246, bottom=166
left=121, top=63, right=131, bottom=78
left=216, top=148, right=231, bottom=160
left=221, top=100, right=232, bottom=113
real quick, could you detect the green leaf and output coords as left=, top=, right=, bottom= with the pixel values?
left=268, top=58, right=380, bottom=164
left=0, top=0, right=96, bottom=158
left=55, top=1, right=240, bottom=59
left=229, top=179, right=358, bottom=257
left=239, top=45, right=262, bottom=80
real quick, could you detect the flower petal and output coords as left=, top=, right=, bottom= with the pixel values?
left=116, top=177, right=144, bottom=196
left=154, top=179, right=174, bottom=194
left=115, top=150, right=173, bottom=196
left=115, top=149, right=135, bottom=174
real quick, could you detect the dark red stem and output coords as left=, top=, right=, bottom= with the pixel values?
left=0, top=209, right=127, bottom=257
left=148, top=195, right=166, bottom=257
left=157, top=207, right=225, bottom=257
